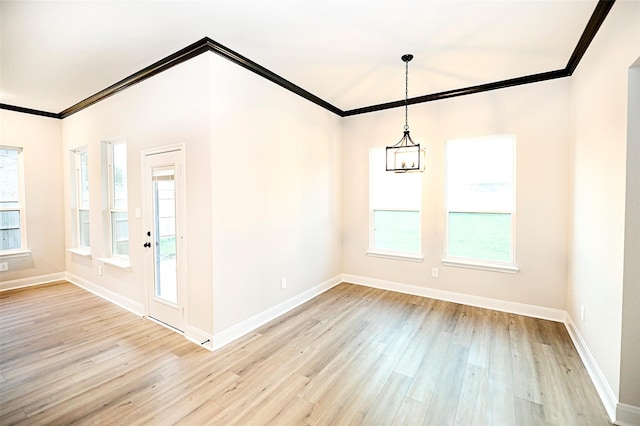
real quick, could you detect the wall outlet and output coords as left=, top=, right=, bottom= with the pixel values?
left=281, top=277, right=287, bottom=289
left=98, top=265, right=104, bottom=276
left=0, top=262, right=8, bottom=272
left=580, top=304, right=585, bottom=321
left=432, top=267, right=439, bottom=278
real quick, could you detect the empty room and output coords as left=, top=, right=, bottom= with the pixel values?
left=0, top=0, right=639, bottom=424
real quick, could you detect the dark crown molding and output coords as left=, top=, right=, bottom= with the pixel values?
left=0, top=0, right=615, bottom=120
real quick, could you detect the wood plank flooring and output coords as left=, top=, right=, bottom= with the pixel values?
left=0, top=281, right=610, bottom=425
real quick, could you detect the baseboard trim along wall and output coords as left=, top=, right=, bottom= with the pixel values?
left=341, top=274, right=567, bottom=322
left=616, top=403, right=640, bottom=426
left=564, top=315, right=618, bottom=422
left=185, top=325, right=215, bottom=351
left=0, top=272, right=67, bottom=292
left=211, top=274, right=343, bottom=351
left=65, top=272, right=145, bottom=317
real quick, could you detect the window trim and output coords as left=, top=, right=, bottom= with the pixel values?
left=0, top=145, right=27, bottom=254
left=443, top=135, right=517, bottom=271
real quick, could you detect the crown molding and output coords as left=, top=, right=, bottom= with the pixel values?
left=0, top=103, right=60, bottom=119
left=0, top=0, right=615, bottom=120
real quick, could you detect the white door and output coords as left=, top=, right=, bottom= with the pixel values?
left=142, top=147, right=186, bottom=332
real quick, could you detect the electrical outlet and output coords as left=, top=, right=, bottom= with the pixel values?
left=580, top=305, right=585, bottom=321
left=0, top=262, right=8, bottom=272
left=432, top=267, right=439, bottom=278
left=281, top=277, right=287, bottom=289
left=98, top=265, right=104, bottom=276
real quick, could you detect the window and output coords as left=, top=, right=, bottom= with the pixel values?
left=0, top=146, right=27, bottom=254
left=72, top=147, right=90, bottom=250
left=368, top=147, right=422, bottom=260
left=444, top=135, right=517, bottom=271
left=108, top=140, right=128, bottom=258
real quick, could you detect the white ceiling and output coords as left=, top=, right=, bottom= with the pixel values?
left=0, top=0, right=599, bottom=114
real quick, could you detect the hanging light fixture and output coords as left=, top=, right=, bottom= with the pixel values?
left=386, top=54, right=426, bottom=173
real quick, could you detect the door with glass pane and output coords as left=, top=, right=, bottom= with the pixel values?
left=142, top=147, right=185, bottom=332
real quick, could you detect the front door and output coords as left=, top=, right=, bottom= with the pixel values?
left=142, top=147, right=186, bottom=332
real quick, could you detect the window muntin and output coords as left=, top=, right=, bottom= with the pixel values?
left=0, top=146, right=26, bottom=252
left=369, top=148, right=422, bottom=257
left=445, top=135, right=516, bottom=266
left=108, top=141, right=128, bottom=258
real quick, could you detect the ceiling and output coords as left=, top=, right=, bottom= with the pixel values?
left=0, top=0, right=603, bottom=116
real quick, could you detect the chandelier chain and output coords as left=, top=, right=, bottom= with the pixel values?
left=404, top=58, right=409, bottom=131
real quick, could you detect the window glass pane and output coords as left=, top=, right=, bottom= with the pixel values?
left=448, top=212, right=511, bottom=262
left=111, top=211, right=129, bottom=257
left=78, top=150, right=89, bottom=209
left=371, top=148, right=420, bottom=210
left=112, top=143, right=127, bottom=210
left=0, top=210, right=21, bottom=250
left=78, top=209, right=90, bottom=248
left=446, top=137, right=513, bottom=211
left=374, top=210, right=420, bottom=253
left=0, top=148, right=20, bottom=209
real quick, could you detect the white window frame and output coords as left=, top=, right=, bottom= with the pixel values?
left=107, top=139, right=129, bottom=260
left=68, top=147, right=91, bottom=256
left=0, top=146, right=29, bottom=258
left=367, top=147, right=423, bottom=262
left=443, top=134, right=518, bottom=273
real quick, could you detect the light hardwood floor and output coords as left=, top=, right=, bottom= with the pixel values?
left=0, top=281, right=609, bottom=425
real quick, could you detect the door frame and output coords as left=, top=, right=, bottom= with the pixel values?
left=141, top=143, right=188, bottom=333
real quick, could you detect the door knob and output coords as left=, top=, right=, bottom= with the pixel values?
left=144, top=242, right=151, bottom=248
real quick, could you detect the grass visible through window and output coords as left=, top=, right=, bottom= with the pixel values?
left=448, top=212, right=511, bottom=262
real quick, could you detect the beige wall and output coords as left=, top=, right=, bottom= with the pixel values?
left=208, top=55, right=343, bottom=332
left=620, top=59, right=640, bottom=410
left=60, top=52, right=343, bottom=337
left=0, top=110, right=65, bottom=284
left=568, top=0, right=640, bottom=404
left=342, top=78, right=571, bottom=310
left=62, top=55, right=213, bottom=333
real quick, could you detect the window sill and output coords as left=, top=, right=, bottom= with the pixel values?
left=441, top=258, right=519, bottom=274
left=0, top=249, right=31, bottom=260
left=67, top=248, right=92, bottom=258
left=98, top=257, right=132, bottom=270
left=367, top=250, right=424, bottom=263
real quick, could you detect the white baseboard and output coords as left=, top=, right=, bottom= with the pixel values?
left=616, top=403, right=640, bottom=426
left=342, top=274, right=566, bottom=322
left=563, top=315, right=619, bottom=423
left=211, top=274, right=342, bottom=351
left=0, top=272, right=67, bottom=291
left=65, top=272, right=145, bottom=317
left=185, top=325, right=214, bottom=351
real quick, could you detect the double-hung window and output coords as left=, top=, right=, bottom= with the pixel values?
left=107, top=139, right=129, bottom=259
left=444, top=135, right=517, bottom=271
left=108, top=140, right=128, bottom=258
left=73, top=147, right=90, bottom=250
left=368, top=147, right=422, bottom=261
left=0, top=146, right=27, bottom=254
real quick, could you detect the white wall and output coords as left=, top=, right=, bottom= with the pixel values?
left=62, top=55, right=213, bottom=333
left=60, top=51, right=343, bottom=339
left=342, top=78, right=571, bottom=310
left=568, top=0, right=640, bottom=406
left=0, top=110, right=65, bottom=286
left=208, top=55, right=343, bottom=333
left=620, top=59, right=640, bottom=411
